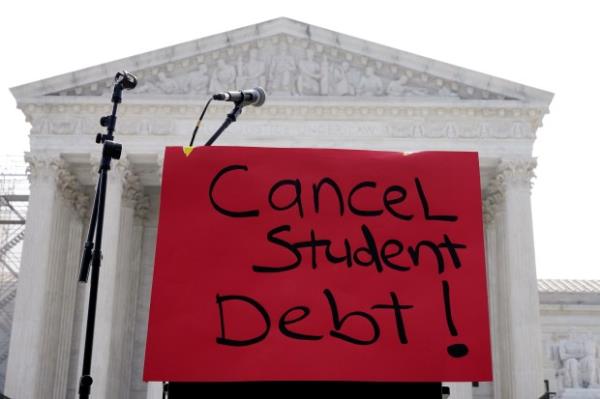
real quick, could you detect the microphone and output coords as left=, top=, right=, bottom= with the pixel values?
left=114, top=70, right=137, bottom=90
left=212, top=87, right=266, bottom=107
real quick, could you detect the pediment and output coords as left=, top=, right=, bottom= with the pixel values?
left=11, top=18, right=552, bottom=105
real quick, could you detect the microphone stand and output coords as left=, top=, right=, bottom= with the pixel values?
left=163, top=99, right=244, bottom=399
left=77, top=76, right=128, bottom=399
left=190, top=87, right=265, bottom=147
left=204, top=101, right=244, bottom=146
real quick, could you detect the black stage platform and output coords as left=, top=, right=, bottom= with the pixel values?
left=167, top=382, right=446, bottom=398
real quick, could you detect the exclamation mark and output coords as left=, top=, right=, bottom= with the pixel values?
left=442, top=280, right=469, bottom=358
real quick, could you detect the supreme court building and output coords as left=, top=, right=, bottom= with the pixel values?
left=7, top=17, right=598, bottom=399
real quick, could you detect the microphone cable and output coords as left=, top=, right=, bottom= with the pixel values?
left=188, top=96, right=214, bottom=147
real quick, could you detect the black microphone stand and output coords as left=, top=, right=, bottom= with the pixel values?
left=163, top=98, right=244, bottom=399
left=204, top=101, right=243, bottom=146
left=77, top=72, right=134, bottom=399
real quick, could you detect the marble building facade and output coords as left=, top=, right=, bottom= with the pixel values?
left=5, top=17, right=574, bottom=398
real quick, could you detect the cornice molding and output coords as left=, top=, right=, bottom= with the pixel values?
left=17, top=96, right=550, bottom=114
left=21, top=100, right=546, bottom=140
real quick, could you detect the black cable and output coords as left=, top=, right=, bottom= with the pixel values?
left=188, top=97, right=213, bottom=147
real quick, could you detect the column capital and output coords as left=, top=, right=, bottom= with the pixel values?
left=482, top=183, right=504, bottom=226
left=119, top=159, right=150, bottom=220
left=88, top=155, right=149, bottom=220
left=482, top=158, right=536, bottom=225
left=497, top=158, right=537, bottom=188
left=25, top=152, right=89, bottom=219
left=53, top=159, right=89, bottom=219
left=25, top=152, right=60, bottom=181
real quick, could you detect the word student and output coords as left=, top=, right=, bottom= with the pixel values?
left=253, top=224, right=466, bottom=274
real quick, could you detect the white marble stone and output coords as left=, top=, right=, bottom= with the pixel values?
left=538, top=281, right=600, bottom=399
left=445, top=382, right=473, bottom=399
left=562, top=390, right=600, bottom=399
left=490, top=160, right=545, bottom=398
left=5, top=155, right=86, bottom=398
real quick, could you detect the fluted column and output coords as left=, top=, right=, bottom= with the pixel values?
left=482, top=181, right=502, bottom=399
left=90, top=157, right=147, bottom=399
left=117, top=166, right=148, bottom=398
left=485, top=159, right=544, bottom=399
left=5, top=155, right=88, bottom=399
left=49, top=162, right=89, bottom=399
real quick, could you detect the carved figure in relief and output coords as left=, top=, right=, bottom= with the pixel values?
left=236, top=49, right=266, bottom=88
left=188, top=64, right=209, bottom=94
left=438, top=86, right=459, bottom=97
left=387, top=75, right=429, bottom=97
left=580, top=339, right=597, bottom=388
left=357, top=66, right=383, bottom=96
left=135, top=72, right=178, bottom=94
left=297, top=49, right=322, bottom=95
left=386, top=75, right=408, bottom=96
left=268, top=42, right=296, bottom=95
left=172, top=76, right=190, bottom=94
left=131, top=81, right=150, bottom=94
left=560, top=338, right=584, bottom=388
left=331, top=61, right=355, bottom=96
left=554, top=335, right=600, bottom=389
left=320, top=55, right=329, bottom=95
left=209, top=59, right=236, bottom=93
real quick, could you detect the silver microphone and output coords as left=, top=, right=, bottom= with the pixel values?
left=212, top=87, right=266, bottom=107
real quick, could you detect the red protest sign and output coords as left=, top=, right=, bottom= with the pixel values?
left=144, top=146, right=492, bottom=382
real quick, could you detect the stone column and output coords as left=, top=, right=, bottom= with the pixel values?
left=50, top=164, right=89, bottom=399
left=5, top=155, right=88, bottom=399
left=146, top=382, right=163, bottom=399
left=118, top=169, right=148, bottom=397
left=90, top=158, right=146, bottom=399
left=482, top=181, right=502, bottom=399
left=486, top=159, right=544, bottom=399
left=445, top=382, right=473, bottom=399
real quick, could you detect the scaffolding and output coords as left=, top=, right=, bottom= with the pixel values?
left=0, top=155, right=28, bottom=391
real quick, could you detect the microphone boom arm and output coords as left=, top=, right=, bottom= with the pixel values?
left=205, top=101, right=244, bottom=146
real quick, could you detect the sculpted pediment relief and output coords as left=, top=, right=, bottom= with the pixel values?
left=46, top=34, right=514, bottom=101
left=13, top=18, right=551, bottom=104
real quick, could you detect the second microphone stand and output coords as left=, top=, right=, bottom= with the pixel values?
left=164, top=97, right=248, bottom=399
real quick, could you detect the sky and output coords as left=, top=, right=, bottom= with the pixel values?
left=0, top=0, right=598, bottom=279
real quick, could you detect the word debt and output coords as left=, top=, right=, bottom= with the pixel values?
left=215, top=287, right=469, bottom=358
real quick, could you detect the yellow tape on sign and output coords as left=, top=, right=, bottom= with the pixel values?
left=182, top=146, right=194, bottom=157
